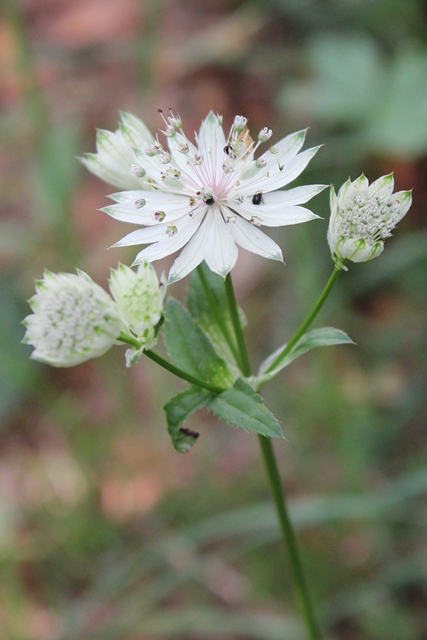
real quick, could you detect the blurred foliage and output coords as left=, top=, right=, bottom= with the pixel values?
left=1, top=0, right=427, bottom=639
left=280, top=35, right=427, bottom=157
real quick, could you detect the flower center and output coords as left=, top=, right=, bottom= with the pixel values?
left=199, top=186, right=216, bottom=207
left=38, top=287, right=104, bottom=357
left=341, top=193, right=401, bottom=242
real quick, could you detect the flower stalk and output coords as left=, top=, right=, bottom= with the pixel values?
left=143, top=348, right=225, bottom=394
left=261, top=265, right=342, bottom=380
left=119, top=330, right=225, bottom=392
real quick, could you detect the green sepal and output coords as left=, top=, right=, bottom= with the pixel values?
left=164, top=387, right=214, bottom=453
left=164, top=298, right=234, bottom=388
left=188, top=263, right=245, bottom=372
left=256, top=327, right=354, bottom=386
left=208, top=378, right=283, bottom=439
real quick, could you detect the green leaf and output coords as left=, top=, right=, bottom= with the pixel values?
left=188, top=263, right=245, bottom=371
left=164, top=387, right=213, bottom=452
left=208, top=379, right=283, bottom=438
left=164, top=298, right=234, bottom=388
left=257, top=327, right=354, bottom=384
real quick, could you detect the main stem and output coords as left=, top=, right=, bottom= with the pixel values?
left=224, top=274, right=323, bottom=640
left=258, top=436, right=322, bottom=640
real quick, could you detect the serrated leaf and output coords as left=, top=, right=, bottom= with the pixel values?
left=188, top=262, right=245, bottom=371
left=164, top=387, right=213, bottom=452
left=208, top=379, right=283, bottom=439
left=257, top=327, right=354, bottom=385
left=164, top=298, right=234, bottom=388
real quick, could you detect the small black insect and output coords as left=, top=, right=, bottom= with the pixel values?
left=223, top=144, right=231, bottom=155
left=179, top=427, right=200, bottom=439
left=205, top=196, right=215, bottom=206
left=252, top=191, right=264, bottom=205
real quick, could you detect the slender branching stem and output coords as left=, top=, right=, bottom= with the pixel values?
left=223, top=273, right=323, bottom=640
left=224, top=273, right=251, bottom=376
left=118, top=333, right=224, bottom=394
left=263, top=265, right=342, bottom=376
left=258, top=436, right=323, bottom=640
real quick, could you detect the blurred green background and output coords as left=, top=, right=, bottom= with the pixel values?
left=1, top=0, right=427, bottom=638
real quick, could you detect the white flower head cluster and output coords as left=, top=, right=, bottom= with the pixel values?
left=328, top=173, right=412, bottom=268
left=23, top=263, right=167, bottom=368
left=109, top=262, right=166, bottom=351
left=23, top=270, right=122, bottom=367
left=82, top=110, right=326, bottom=283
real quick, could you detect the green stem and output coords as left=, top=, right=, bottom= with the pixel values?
left=118, top=334, right=224, bottom=394
left=224, top=273, right=251, bottom=377
left=264, top=265, right=342, bottom=375
left=258, top=436, right=323, bottom=640
left=196, top=266, right=241, bottom=366
left=223, top=274, right=323, bottom=640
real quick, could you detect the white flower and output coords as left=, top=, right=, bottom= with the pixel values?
left=328, top=173, right=412, bottom=268
left=23, top=270, right=122, bottom=367
left=109, top=262, right=166, bottom=351
left=84, top=110, right=325, bottom=283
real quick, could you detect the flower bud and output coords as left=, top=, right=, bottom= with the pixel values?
left=23, top=270, right=121, bottom=367
left=109, top=262, right=166, bottom=351
left=328, top=174, right=412, bottom=268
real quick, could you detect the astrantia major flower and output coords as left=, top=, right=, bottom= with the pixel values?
left=23, top=270, right=122, bottom=367
left=328, top=173, right=412, bottom=268
left=109, top=262, right=166, bottom=356
left=84, top=110, right=325, bottom=283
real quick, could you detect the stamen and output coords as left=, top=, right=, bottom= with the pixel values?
left=158, top=151, right=172, bottom=164
left=258, top=127, right=273, bottom=143
left=145, top=141, right=163, bottom=157
left=130, top=164, right=146, bottom=177
left=233, top=115, right=247, bottom=132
